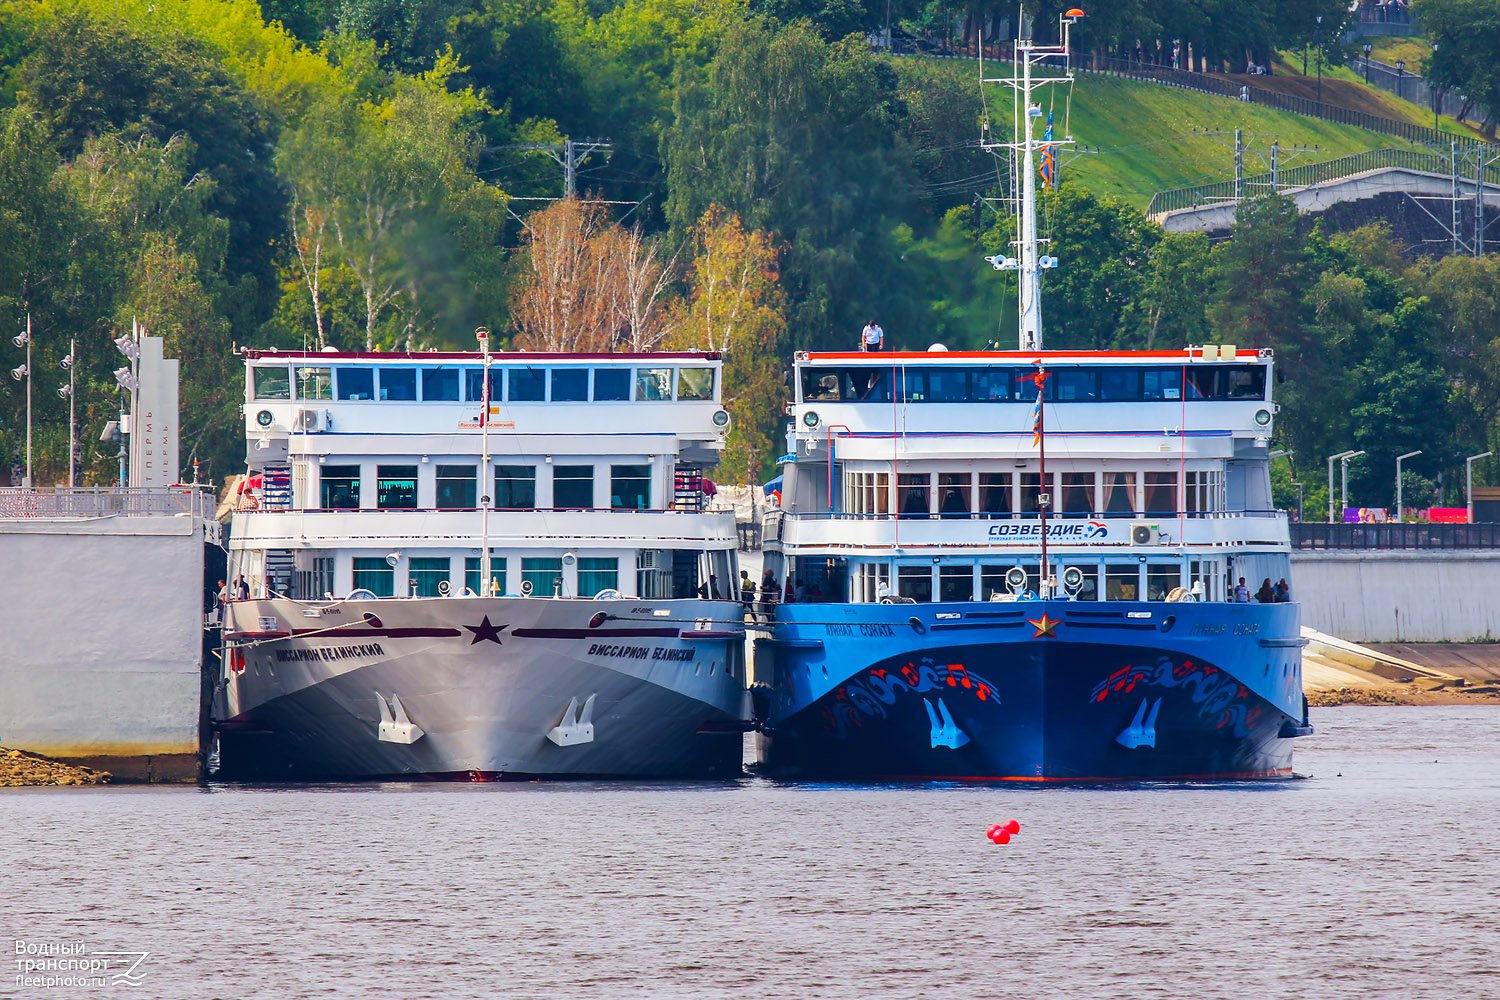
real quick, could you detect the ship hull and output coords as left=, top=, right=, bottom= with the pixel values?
left=755, top=599, right=1309, bottom=781
left=216, top=596, right=747, bottom=780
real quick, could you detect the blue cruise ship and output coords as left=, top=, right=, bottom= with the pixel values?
left=751, top=9, right=1312, bottom=781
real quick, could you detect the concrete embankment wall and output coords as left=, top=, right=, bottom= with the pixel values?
left=1291, top=551, right=1500, bottom=643
left=0, top=517, right=206, bottom=780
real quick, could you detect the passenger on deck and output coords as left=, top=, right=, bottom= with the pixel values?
left=860, top=320, right=884, bottom=352
left=1255, top=578, right=1275, bottom=603
left=1274, top=578, right=1291, bottom=603
left=1233, top=577, right=1249, bottom=602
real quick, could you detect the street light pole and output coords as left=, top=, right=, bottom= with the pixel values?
left=1395, top=59, right=1406, bottom=102
left=1467, top=451, right=1492, bottom=523
left=1292, top=481, right=1304, bottom=522
left=1328, top=450, right=1355, bottom=522
left=1431, top=42, right=1440, bottom=130
left=1363, top=42, right=1373, bottom=83
left=1341, top=450, right=1366, bottom=514
left=1395, top=450, right=1421, bottom=522
left=1315, top=15, right=1323, bottom=107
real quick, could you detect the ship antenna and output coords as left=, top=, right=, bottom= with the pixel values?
left=980, top=7, right=1082, bottom=351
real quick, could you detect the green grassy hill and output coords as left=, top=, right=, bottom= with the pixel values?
left=924, top=61, right=1427, bottom=209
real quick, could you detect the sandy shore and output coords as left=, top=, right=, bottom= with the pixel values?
left=0, top=748, right=111, bottom=787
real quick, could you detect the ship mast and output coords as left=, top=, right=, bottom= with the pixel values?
left=982, top=7, right=1081, bottom=351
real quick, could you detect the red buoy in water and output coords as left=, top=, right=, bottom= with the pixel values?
left=1003, top=819, right=1020, bottom=835
left=993, top=831, right=1011, bottom=844
left=986, top=824, right=1001, bottom=837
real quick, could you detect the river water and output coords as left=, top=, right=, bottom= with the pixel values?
left=4, top=706, right=1498, bottom=999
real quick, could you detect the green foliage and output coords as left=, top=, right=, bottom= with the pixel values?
left=1417, top=0, right=1500, bottom=135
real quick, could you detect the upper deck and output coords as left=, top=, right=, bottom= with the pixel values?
left=791, top=347, right=1274, bottom=460
left=242, top=349, right=730, bottom=457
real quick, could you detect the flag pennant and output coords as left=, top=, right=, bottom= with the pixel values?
left=1039, top=110, right=1056, bottom=188
left=1017, top=368, right=1048, bottom=447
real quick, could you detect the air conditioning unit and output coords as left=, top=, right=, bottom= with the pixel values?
left=637, top=550, right=662, bottom=570
left=1130, top=521, right=1160, bottom=545
left=293, top=408, right=325, bottom=432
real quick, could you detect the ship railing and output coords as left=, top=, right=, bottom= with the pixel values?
left=0, top=486, right=215, bottom=520
left=237, top=503, right=740, bottom=515
left=771, top=509, right=1284, bottom=521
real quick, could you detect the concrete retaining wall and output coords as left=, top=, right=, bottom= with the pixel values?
left=1290, top=550, right=1500, bottom=642
left=0, top=516, right=206, bottom=779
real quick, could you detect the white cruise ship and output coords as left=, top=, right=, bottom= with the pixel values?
left=214, top=340, right=748, bottom=780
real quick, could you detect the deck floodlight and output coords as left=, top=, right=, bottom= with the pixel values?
left=57, top=384, right=72, bottom=399
left=10, top=364, right=27, bottom=380
left=60, top=353, right=73, bottom=370
left=12, top=330, right=29, bottom=348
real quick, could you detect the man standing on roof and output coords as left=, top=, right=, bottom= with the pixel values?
left=861, top=320, right=884, bottom=352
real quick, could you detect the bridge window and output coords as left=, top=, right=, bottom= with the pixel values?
left=464, top=368, right=501, bottom=403
left=636, top=368, right=672, bottom=401
left=509, top=367, right=546, bottom=401
left=803, top=367, right=842, bottom=400
left=926, top=368, right=969, bottom=402
left=254, top=366, right=291, bottom=399
left=296, top=366, right=333, bottom=401
left=971, top=367, right=1012, bottom=401
left=1142, top=368, right=1182, bottom=401
left=422, top=367, right=460, bottom=401
left=376, top=465, right=418, bottom=509
left=1223, top=365, right=1266, bottom=400
left=551, top=368, right=589, bottom=401
left=320, top=465, right=360, bottom=509
left=435, top=466, right=476, bottom=508
left=1053, top=369, right=1097, bottom=402
left=553, top=465, right=595, bottom=508
left=678, top=368, right=715, bottom=400
left=1100, top=367, right=1140, bottom=401
left=611, top=464, right=651, bottom=509
left=379, top=368, right=417, bottom=401
left=1015, top=372, right=1053, bottom=402
left=494, top=466, right=536, bottom=508
left=594, top=368, right=631, bottom=401
left=336, top=367, right=373, bottom=400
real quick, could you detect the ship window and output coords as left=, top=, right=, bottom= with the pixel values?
left=1099, top=367, right=1141, bottom=401
left=611, top=464, right=651, bottom=510
left=938, top=473, right=971, bottom=517
left=1185, top=470, right=1222, bottom=514
left=522, top=557, right=563, bottom=597
left=1061, top=472, right=1096, bottom=516
left=509, top=367, right=546, bottom=401
left=1104, top=472, right=1137, bottom=516
left=593, top=368, right=631, bottom=401
left=1144, top=472, right=1177, bottom=514
left=678, top=368, right=715, bottom=400
left=1223, top=365, right=1266, bottom=400
left=802, top=367, right=842, bottom=401
left=926, top=369, right=969, bottom=402
left=971, top=367, right=1011, bottom=401
left=1184, top=367, right=1215, bottom=400
left=1142, top=368, right=1182, bottom=401
left=408, top=557, right=450, bottom=597
left=1147, top=563, right=1181, bottom=601
left=1014, top=372, right=1054, bottom=402
left=897, top=474, right=930, bottom=517
left=553, top=465, right=594, bottom=508
left=845, top=471, right=890, bottom=515
left=435, top=466, right=476, bottom=509
left=422, top=367, right=460, bottom=401
left=939, top=563, right=973, bottom=601
left=578, top=557, right=619, bottom=595
left=320, top=465, right=360, bottom=509
left=494, top=466, right=535, bottom=508
left=980, top=565, right=1011, bottom=600
left=1053, top=369, right=1097, bottom=402
left=636, top=368, right=672, bottom=401
left=464, top=368, right=502, bottom=402
left=1019, top=473, right=1044, bottom=514
left=336, top=367, right=373, bottom=400
left=254, top=366, right=291, bottom=399
left=1062, top=564, right=1099, bottom=601
left=352, top=557, right=394, bottom=598
left=465, top=556, right=504, bottom=596
left=551, top=368, right=588, bottom=401
left=897, top=565, right=932, bottom=602
left=1104, top=563, right=1139, bottom=601
left=376, top=465, right=418, bottom=509
left=979, top=473, right=1012, bottom=514
left=296, top=366, right=333, bottom=401
left=379, top=368, right=417, bottom=401
left=895, top=368, right=923, bottom=402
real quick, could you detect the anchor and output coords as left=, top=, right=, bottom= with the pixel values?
left=925, top=697, right=970, bottom=749
left=546, top=693, right=597, bottom=746
left=376, top=692, right=424, bottom=744
left=1116, top=696, right=1161, bottom=749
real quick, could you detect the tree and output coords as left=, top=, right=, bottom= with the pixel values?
left=1208, top=194, right=1311, bottom=353
left=510, top=198, right=617, bottom=351
left=1124, top=230, right=1212, bottom=349
left=671, top=206, right=786, bottom=482
left=1417, top=0, right=1500, bottom=136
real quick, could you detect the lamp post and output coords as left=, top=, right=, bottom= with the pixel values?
left=1395, top=450, right=1421, bottom=522
left=1291, top=481, right=1304, bottom=522
left=1431, top=42, right=1440, bottom=130
left=1327, top=450, right=1356, bottom=522
left=1395, top=59, right=1405, bottom=101
left=58, top=339, right=76, bottom=489
left=1363, top=42, right=1373, bottom=83
left=1315, top=15, right=1323, bottom=106
left=10, top=315, right=32, bottom=488
left=1341, top=450, right=1365, bottom=515
left=1467, top=451, right=1492, bottom=523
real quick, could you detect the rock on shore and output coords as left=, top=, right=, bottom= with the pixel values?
left=0, top=748, right=111, bottom=786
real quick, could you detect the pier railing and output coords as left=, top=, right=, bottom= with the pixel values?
left=1291, top=522, right=1500, bottom=549
left=0, top=486, right=215, bottom=520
